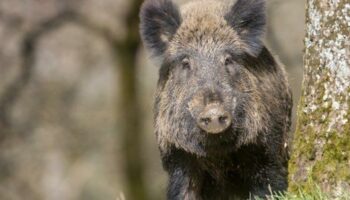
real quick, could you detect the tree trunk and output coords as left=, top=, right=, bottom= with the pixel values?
left=114, top=0, right=149, bottom=200
left=288, top=0, right=350, bottom=197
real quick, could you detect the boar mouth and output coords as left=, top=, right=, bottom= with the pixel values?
left=195, top=118, right=244, bottom=153
left=196, top=103, right=233, bottom=134
left=178, top=95, right=246, bottom=155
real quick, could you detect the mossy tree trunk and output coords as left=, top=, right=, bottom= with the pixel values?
left=288, top=0, right=350, bottom=196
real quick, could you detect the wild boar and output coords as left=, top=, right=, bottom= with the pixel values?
left=140, top=0, right=293, bottom=199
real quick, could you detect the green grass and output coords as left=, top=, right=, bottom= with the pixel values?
left=252, top=186, right=350, bottom=200
left=263, top=189, right=327, bottom=200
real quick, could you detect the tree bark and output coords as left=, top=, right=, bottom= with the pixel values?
left=288, top=0, right=350, bottom=197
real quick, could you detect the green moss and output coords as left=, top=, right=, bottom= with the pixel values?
left=289, top=0, right=350, bottom=195
left=288, top=66, right=350, bottom=193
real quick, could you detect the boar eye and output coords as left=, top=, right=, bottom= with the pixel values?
left=224, top=56, right=234, bottom=66
left=224, top=55, right=239, bottom=76
left=181, top=58, right=191, bottom=70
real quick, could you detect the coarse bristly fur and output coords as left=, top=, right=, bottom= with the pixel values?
left=139, top=0, right=293, bottom=199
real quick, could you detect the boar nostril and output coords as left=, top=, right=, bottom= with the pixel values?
left=219, top=116, right=228, bottom=124
left=200, top=117, right=211, bottom=125
left=197, top=104, right=232, bottom=134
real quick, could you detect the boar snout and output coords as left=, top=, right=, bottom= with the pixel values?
left=197, top=103, right=232, bottom=134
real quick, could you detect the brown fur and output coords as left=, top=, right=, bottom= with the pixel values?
left=140, top=0, right=292, bottom=199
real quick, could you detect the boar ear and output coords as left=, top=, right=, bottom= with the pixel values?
left=225, top=0, right=266, bottom=56
left=140, top=0, right=181, bottom=56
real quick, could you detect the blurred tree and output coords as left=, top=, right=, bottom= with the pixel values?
left=0, top=1, right=149, bottom=198
left=288, top=0, right=350, bottom=196
left=0, top=8, right=79, bottom=199
left=112, top=0, right=149, bottom=200
left=0, top=10, right=75, bottom=137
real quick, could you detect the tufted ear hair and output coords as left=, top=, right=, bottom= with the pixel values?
left=225, top=0, right=266, bottom=57
left=140, top=0, right=182, bottom=56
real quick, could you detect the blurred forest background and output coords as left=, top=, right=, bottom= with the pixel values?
left=0, top=0, right=304, bottom=199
